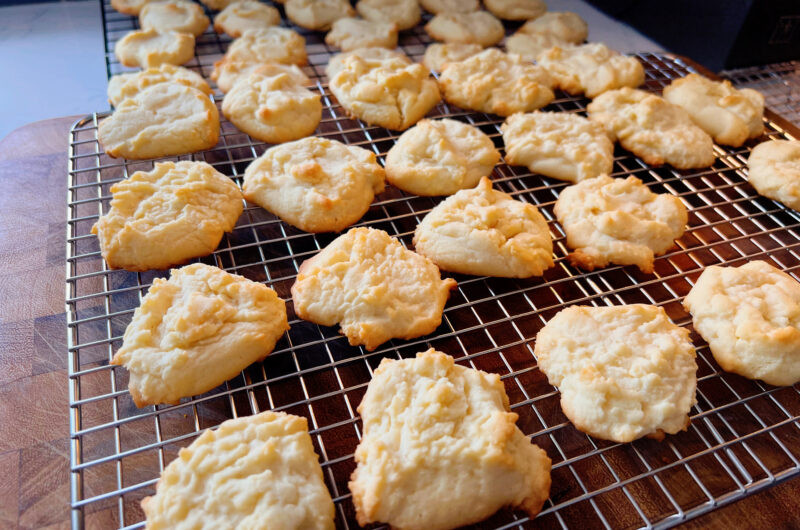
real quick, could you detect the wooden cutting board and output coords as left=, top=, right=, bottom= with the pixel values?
left=0, top=115, right=797, bottom=529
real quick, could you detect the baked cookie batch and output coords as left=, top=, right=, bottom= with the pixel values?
left=98, top=1, right=800, bottom=529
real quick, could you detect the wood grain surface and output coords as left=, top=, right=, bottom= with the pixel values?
left=0, top=116, right=798, bottom=529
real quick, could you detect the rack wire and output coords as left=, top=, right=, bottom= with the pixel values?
left=722, top=61, right=800, bottom=124
left=68, top=3, right=800, bottom=529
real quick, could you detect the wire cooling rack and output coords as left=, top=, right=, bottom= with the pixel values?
left=69, top=3, right=800, bottom=530
left=722, top=61, right=800, bottom=124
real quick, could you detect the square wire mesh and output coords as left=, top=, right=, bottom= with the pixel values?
left=68, top=4, right=800, bottom=529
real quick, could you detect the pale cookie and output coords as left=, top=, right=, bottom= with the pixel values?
left=285, top=0, right=355, bottom=30
left=214, top=62, right=309, bottom=94
left=420, top=0, right=478, bottom=14
left=213, top=1, right=281, bottom=38
left=356, top=0, right=420, bottom=31
left=518, top=11, right=589, bottom=43
left=115, top=29, right=195, bottom=68
left=684, top=260, right=800, bottom=386
left=384, top=118, right=500, bottom=196
left=350, top=348, right=552, bottom=529
left=112, top=263, right=288, bottom=406
left=484, top=0, right=546, bottom=20
left=141, top=411, right=334, bottom=529
left=535, top=304, right=697, bottom=443
left=414, top=177, right=554, bottom=277
left=748, top=140, right=800, bottom=211
left=98, top=83, right=219, bottom=159
left=140, top=0, right=210, bottom=37
left=501, top=111, right=614, bottom=183
left=422, top=42, right=482, bottom=74
left=537, top=43, right=644, bottom=99
left=326, top=48, right=440, bottom=131
left=222, top=66, right=321, bottom=144
left=325, top=46, right=407, bottom=79
left=506, top=12, right=589, bottom=61
left=111, top=0, right=152, bottom=15
left=325, top=17, right=398, bottom=52
left=214, top=27, right=307, bottom=75
left=107, top=64, right=211, bottom=107
left=425, top=11, right=504, bottom=47
left=291, top=227, right=456, bottom=351
left=553, top=175, right=687, bottom=273
left=91, top=161, right=242, bottom=271
left=439, top=48, right=554, bottom=117
left=242, top=137, right=385, bottom=232
left=663, top=73, right=765, bottom=147
left=505, top=33, right=567, bottom=62
left=587, top=87, right=715, bottom=169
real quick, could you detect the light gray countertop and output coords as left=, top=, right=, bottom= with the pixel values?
left=0, top=0, right=663, bottom=141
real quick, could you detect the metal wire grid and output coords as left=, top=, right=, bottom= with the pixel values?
left=68, top=4, right=800, bottom=529
left=722, top=61, right=800, bottom=125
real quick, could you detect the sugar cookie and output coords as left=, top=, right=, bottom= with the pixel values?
left=98, top=83, right=219, bottom=159
left=142, top=411, right=334, bottom=529
left=684, top=260, right=800, bottom=386
left=385, top=118, right=499, bottom=196
left=425, top=11, right=504, bottom=47
left=350, top=348, right=552, bottom=529
left=587, top=87, right=715, bottom=169
left=414, top=177, right=554, bottom=277
left=91, top=161, right=241, bottom=271
left=663, top=73, right=765, bottom=147
left=140, top=0, right=210, bottom=37
left=356, top=0, right=420, bottom=31
left=747, top=140, right=800, bottom=211
left=326, top=48, right=440, bottom=130
left=324, top=17, right=398, bottom=52
left=536, top=43, right=644, bottom=99
left=501, top=111, right=614, bottom=183
left=535, top=304, right=697, bottom=443
left=213, top=1, right=281, bottom=38
left=285, top=0, right=355, bottom=30
left=222, top=66, right=321, bottom=144
left=438, top=48, right=554, bottom=117
left=242, top=137, right=385, bottom=232
left=112, top=263, right=288, bottom=406
left=107, top=64, right=211, bottom=107
left=554, top=174, right=687, bottom=273
left=484, top=0, right=546, bottom=20
left=291, top=227, right=456, bottom=351
left=115, top=29, right=195, bottom=68
left=421, top=42, right=482, bottom=74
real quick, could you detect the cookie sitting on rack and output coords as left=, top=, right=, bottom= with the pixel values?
left=326, top=47, right=440, bottom=131
left=663, top=73, right=765, bottom=147
left=112, top=263, right=289, bottom=407
left=98, top=82, right=219, bottom=159
left=242, top=136, right=385, bottom=232
left=684, top=260, right=800, bottom=386
left=425, top=11, right=505, bottom=47
left=438, top=48, right=554, bottom=117
left=107, top=64, right=211, bottom=107
left=350, top=348, right=552, bottom=529
left=747, top=139, right=800, bottom=211
left=142, top=411, right=335, bottom=529
left=554, top=174, right=688, bottom=273
left=413, top=177, right=554, bottom=278
left=114, top=29, right=195, bottom=68
left=587, top=87, right=715, bottom=169
left=535, top=304, right=697, bottom=443
left=291, top=227, right=456, bottom=351
left=505, top=11, right=589, bottom=61
left=91, top=161, right=241, bottom=270
left=213, top=0, right=281, bottom=38
left=222, top=65, right=322, bottom=144
left=139, top=0, right=210, bottom=37
left=384, top=117, right=499, bottom=196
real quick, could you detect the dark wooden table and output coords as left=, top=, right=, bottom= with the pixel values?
left=0, top=116, right=798, bottom=529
